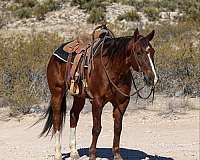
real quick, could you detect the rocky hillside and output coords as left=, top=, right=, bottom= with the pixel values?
left=0, top=0, right=196, bottom=38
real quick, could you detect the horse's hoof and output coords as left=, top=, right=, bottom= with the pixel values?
left=70, top=150, right=80, bottom=160
left=89, top=154, right=96, bottom=160
left=55, top=154, right=62, bottom=160
left=114, top=155, right=123, bottom=160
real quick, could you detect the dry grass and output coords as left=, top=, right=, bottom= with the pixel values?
left=0, top=31, right=64, bottom=115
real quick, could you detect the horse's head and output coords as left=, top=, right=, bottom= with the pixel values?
left=127, top=28, right=158, bottom=86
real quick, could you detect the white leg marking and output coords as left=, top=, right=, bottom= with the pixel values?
left=70, top=127, right=76, bottom=151
left=70, top=127, right=80, bottom=159
left=147, top=53, right=158, bottom=85
left=55, top=131, right=62, bottom=160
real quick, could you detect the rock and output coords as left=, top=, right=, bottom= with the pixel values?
left=175, top=90, right=184, bottom=97
left=0, top=96, right=10, bottom=108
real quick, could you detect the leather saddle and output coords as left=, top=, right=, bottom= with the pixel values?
left=62, top=26, right=113, bottom=97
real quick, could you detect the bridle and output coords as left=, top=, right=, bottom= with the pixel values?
left=99, top=35, right=156, bottom=101
left=131, top=45, right=156, bottom=101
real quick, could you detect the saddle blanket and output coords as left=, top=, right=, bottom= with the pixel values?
left=53, top=42, right=71, bottom=62
left=52, top=37, right=111, bottom=63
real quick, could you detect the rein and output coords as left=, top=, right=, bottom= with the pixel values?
left=100, top=36, right=146, bottom=97
left=131, top=49, right=155, bottom=101
left=131, top=72, right=155, bottom=101
left=90, top=25, right=155, bottom=100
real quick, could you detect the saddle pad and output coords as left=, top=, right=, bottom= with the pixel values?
left=52, top=37, right=111, bottom=63
left=53, top=42, right=70, bottom=62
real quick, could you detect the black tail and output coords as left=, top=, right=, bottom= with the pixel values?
left=40, top=93, right=67, bottom=137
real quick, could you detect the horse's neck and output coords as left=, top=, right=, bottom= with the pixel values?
left=107, top=50, right=131, bottom=78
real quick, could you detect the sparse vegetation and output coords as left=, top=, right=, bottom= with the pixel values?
left=0, top=32, right=64, bottom=115
left=71, top=0, right=107, bottom=23
left=117, top=10, right=140, bottom=21
left=87, top=7, right=106, bottom=24
left=6, top=0, right=61, bottom=20
left=149, top=22, right=200, bottom=96
left=144, top=7, right=160, bottom=21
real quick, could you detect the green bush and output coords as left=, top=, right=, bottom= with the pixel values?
left=43, top=0, right=61, bottom=12
left=71, top=0, right=106, bottom=11
left=144, top=7, right=160, bottom=21
left=7, top=0, right=61, bottom=20
left=15, top=7, right=33, bottom=19
left=117, top=10, right=140, bottom=21
left=14, top=0, right=37, bottom=8
left=87, top=7, right=106, bottom=24
left=159, top=0, right=177, bottom=11
left=71, top=0, right=106, bottom=24
left=33, top=4, right=47, bottom=20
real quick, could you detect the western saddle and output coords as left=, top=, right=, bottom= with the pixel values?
left=63, top=24, right=114, bottom=98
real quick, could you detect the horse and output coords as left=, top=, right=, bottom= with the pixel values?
left=41, top=28, right=158, bottom=160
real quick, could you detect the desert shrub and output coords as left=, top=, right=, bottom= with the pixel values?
left=14, top=0, right=37, bottom=8
left=7, top=0, right=61, bottom=20
left=71, top=0, right=106, bottom=11
left=33, top=4, right=47, bottom=20
left=43, top=0, right=61, bottom=12
left=0, top=12, right=9, bottom=28
left=0, top=32, right=64, bottom=115
left=150, top=22, right=200, bottom=96
left=185, top=6, right=200, bottom=22
left=14, top=7, right=33, bottom=19
left=125, top=0, right=160, bottom=11
left=87, top=7, right=106, bottom=24
left=71, top=0, right=106, bottom=23
left=117, top=10, right=140, bottom=21
left=144, top=7, right=160, bottom=21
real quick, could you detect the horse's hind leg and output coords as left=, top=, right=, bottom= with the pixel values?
left=51, top=87, right=65, bottom=160
left=69, top=96, right=85, bottom=159
left=111, top=98, right=130, bottom=160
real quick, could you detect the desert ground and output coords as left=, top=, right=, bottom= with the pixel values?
left=0, top=97, right=199, bottom=160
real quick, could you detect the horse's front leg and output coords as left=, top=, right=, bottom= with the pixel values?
left=89, top=98, right=103, bottom=160
left=112, top=98, right=130, bottom=160
left=69, top=96, right=85, bottom=159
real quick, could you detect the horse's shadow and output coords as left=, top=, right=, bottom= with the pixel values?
left=62, top=148, right=174, bottom=160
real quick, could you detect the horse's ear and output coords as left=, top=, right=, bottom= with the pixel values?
left=146, top=30, right=155, bottom=41
left=133, top=28, right=139, bottom=42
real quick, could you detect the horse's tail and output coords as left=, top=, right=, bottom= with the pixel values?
left=40, top=93, right=67, bottom=137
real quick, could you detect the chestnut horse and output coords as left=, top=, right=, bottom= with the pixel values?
left=41, top=28, right=158, bottom=160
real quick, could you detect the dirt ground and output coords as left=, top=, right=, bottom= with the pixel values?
left=0, top=97, right=199, bottom=160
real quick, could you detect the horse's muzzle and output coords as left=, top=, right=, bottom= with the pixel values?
left=143, top=75, right=154, bottom=86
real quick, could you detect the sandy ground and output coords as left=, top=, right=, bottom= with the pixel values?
left=0, top=99, right=199, bottom=160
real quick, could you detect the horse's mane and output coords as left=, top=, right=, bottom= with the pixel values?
left=102, top=36, right=132, bottom=58
left=102, top=35, right=145, bottom=58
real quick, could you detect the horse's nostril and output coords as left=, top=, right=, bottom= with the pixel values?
left=144, top=75, right=154, bottom=86
left=143, top=75, right=149, bottom=83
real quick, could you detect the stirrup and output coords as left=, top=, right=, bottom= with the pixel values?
left=82, top=79, right=93, bottom=99
left=69, top=80, right=79, bottom=95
